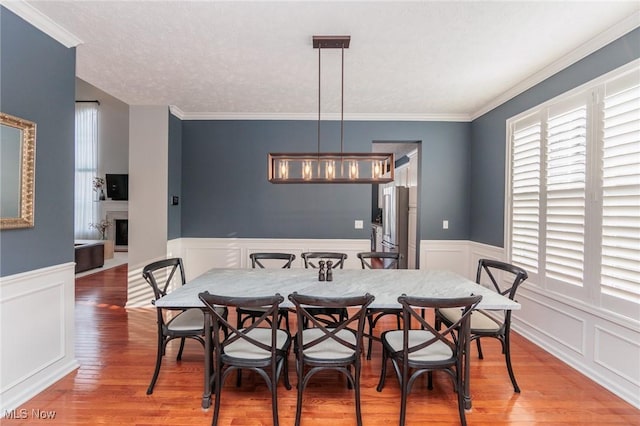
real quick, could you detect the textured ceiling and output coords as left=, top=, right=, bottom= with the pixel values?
left=18, top=1, right=640, bottom=120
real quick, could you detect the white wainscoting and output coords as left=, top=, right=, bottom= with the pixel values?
left=125, top=238, right=372, bottom=308
left=0, top=262, right=78, bottom=414
left=171, top=238, right=371, bottom=281
left=420, top=239, right=639, bottom=408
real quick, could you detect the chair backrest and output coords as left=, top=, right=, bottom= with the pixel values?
left=398, top=294, right=483, bottom=357
left=288, top=292, right=374, bottom=356
left=357, top=251, right=400, bottom=269
left=142, top=258, right=186, bottom=302
left=476, top=259, right=528, bottom=301
left=199, top=291, right=285, bottom=357
left=250, top=252, right=296, bottom=269
left=301, top=252, right=347, bottom=269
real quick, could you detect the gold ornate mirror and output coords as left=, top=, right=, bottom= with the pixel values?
left=1, top=112, right=36, bottom=229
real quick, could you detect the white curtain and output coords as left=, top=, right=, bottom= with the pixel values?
left=74, top=102, right=99, bottom=239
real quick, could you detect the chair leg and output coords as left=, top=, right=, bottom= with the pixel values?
left=177, top=337, right=186, bottom=361
left=294, top=360, right=305, bottom=426
left=456, top=369, right=467, bottom=426
left=504, top=333, right=521, bottom=393
left=476, top=338, right=484, bottom=359
left=399, top=371, right=408, bottom=426
left=281, top=357, right=292, bottom=390
left=427, top=371, right=433, bottom=390
left=146, top=335, right=164, bottom=395
left=212, top=368, right=223, bottom=426
left=346, top=365, right=353, bottom=390
left=354, top=364, right=363, bottom=426
left=271, top=365, right=280, bottom=426
left=376, top=349, right=388, bottom=392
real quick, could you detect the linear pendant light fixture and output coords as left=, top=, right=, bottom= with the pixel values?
left=268, top=35, right=394, bottom=183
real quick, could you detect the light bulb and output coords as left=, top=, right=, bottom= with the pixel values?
left=279, top=160, right=288, bottom=179
left=325, top=160, right=335, bottom=179
left=349, top=161, right=359, bottom=179
left=302, top=161, right=313, bottom=180
left=373, top=161, right=381, bottom=178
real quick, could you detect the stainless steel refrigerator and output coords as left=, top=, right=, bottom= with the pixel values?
left=381, top=185, right=409, bottom=269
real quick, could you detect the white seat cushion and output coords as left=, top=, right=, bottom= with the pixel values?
left=225, top=328, right=289, bottom=360
left=383, top=330, right=453, bottom=362
left=301, top=328, right=357, bottom=360
left=167, top=308, right=206, bottom=332
left=438, top=308, right=502, bottom=332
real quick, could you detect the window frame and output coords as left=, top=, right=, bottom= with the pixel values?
left=505, top=59, right=640, bottom=319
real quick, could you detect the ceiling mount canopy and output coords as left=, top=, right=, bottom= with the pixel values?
left=268, top=35, right=394, bottom=184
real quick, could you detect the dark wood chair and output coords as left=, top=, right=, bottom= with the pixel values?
left=435, top=258, right=528, bottom=392
left=142, top=258, right=227, bottom=395
left=356, top=251, right=402, bottom=359
left=300, top=252, right=349, bottom=327
left=199, top=291, right=292, bottom=426
left=288, top=292, right=375, bottom=426
left=301, top=251, right=347, bottom=269
left=377, top=294, right=482, bottom=426
left=236, top=253, right=296, bottom=331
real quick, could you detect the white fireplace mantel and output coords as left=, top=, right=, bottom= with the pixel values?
left=100, top=200, right=128, bottom=216
left=102, top=201, right=128, bottom=251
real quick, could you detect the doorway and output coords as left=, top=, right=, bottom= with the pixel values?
left=372, top=141, right=421, bottom=269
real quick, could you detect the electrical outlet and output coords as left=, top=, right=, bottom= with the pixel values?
left=354, top=220, right=364, bottom=229
left=443, top=220, right=449, bottom=230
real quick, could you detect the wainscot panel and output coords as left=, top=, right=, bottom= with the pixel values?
left=0, top=263, right=78, bottom=413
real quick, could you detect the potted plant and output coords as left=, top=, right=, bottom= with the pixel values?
left=93, top=176, right=106, bottom=201
left=89, top=219, right=112, bottom=240
left=89, top=219, right=114, bottom=259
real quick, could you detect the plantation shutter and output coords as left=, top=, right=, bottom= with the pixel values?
left=511, top=118, right=542, bottom=274
left=545, top=102, right=587, bottom=287
left=600, top=72, right=640, bottom=303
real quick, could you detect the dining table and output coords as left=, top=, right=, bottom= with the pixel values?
left=154, top=267, right=520, bottom=410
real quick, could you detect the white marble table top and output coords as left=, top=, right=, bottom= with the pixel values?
left=155, top=268, right=520, bottom=310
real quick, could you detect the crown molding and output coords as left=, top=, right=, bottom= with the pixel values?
left=471, top=10, right=640, bottom=121
left=173, top=110, right=471, bottom=122
left=1, top=0, right=83, bottom=48
left=169, top=105, right=185, bottom=119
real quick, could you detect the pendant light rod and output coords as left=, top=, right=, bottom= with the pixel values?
left=317, top=41, right=321, bottom=172
left=341, top=43, right=344, bottom=159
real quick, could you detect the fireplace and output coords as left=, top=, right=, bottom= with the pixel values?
left=106, top=210, right=128, bottom=252
left=114, top=219, right=128, bottom=249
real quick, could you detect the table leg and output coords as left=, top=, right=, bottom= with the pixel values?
left=201, top=309, right=212, bottom=410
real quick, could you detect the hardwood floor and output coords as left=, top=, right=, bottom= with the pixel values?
left=6, top=264, right=639, bottom=425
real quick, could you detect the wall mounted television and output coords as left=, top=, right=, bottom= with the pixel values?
left=106, top=174, right=128, bottom=200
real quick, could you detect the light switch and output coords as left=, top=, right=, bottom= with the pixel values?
left=355, top=220, right=364, bottom=229
left=443, top=220, right=449, bottom=230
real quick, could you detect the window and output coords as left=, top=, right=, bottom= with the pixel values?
left=74, top=102, right=99, bottom=239
left=507, top=61, right=640, bottom=318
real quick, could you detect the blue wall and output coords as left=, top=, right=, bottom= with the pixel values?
left=168, top=112, right=182, bottom=240
left=469, top=28, right=640, bottom=247
left=181, top=120, right=470, bottom=240
left=0, top=8, right=76, bottom=277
